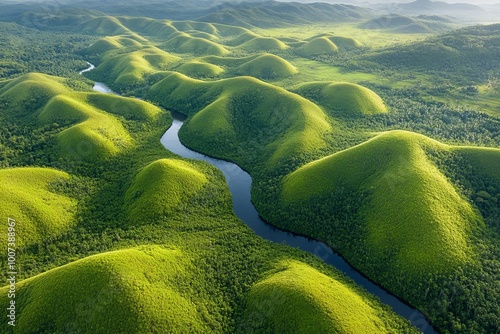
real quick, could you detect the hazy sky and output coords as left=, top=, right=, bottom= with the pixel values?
left=306, top=0, right=500, bottom=4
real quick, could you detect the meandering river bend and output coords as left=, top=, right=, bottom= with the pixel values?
left=82, top=62, right=437, bottom=334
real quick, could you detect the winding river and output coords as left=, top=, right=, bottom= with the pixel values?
left=81, top=63, right=437, bottom=334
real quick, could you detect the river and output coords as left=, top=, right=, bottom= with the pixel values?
left=81, top=62, right=437, bottom=334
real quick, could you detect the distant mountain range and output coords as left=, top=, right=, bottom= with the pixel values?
left=0, top=0, right=374, bottom=28
left=372, top=0, right=488, bottom=19
left=0, top=0, right=497, bottom=27
left=197, top=1, right=373, bottom=28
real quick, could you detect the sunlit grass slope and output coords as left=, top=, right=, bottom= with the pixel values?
left=296, top=82, right=388, bottom=117
left=240, top=260, right=417, bottom=334
left=1, top=73, right=163, bottom=161
left=201, top=53, right=297, bottom=79
left=0, top=73, right=70, bottom=107
left=84, top=35, right=144, bottom=56
left=161, top=34, right=229, bottom=55
left=147, top=72, right=331, bottom=167
left=283, top=130, right=481, bottom=276
left=237, top=37, right=288, bottom=52
left=235, top=54, right=298, bottom=79
left=298, top=37, right=339, bottom=56
left=227, top=31, right=260, bottom=46
left=176, top=61, right=225, bottom=78
left=125, top=159, right=208, bottom=223
left=0, top=168, right=77, bottom=249
left=78, top=16, right=130, bottom=35
left=85, top=46, right=181, bottom=88
left=306, top=33, right=363, bottom=50
left=0, top=246, right=213, bottom=333
left=39, top=94, right=134, bottom=159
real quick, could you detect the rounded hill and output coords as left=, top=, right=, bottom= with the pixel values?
left=296, top=82, right=388, bottom=117
left=176, top=61, right=224, bottom=78
left=236, top=54, right=298, bottom=79
left=298, top=37, right=339, bottom=56
left=125, top=159, right=208, bottom=224
left=0, top=246, right=213, bottom=333
left=237, top=37, right=288, bottom=52
left=0, top=168, right=77, bottom=249
left=282, top=130, right=481, bottom=277
left=240, top=260, right=417, bottom=333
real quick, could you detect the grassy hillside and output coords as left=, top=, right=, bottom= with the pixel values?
left=226, top=31, right=260, bottom=46
left=239, top=260, right=418, bottom=334
left=176, top=61, right=225, bottom=78
left=147, top=72, right=332, bottom=169
left=298, top=37, right=339, bottom=56
left=84, top=46, right=181, bottom=89
left=306, top=33, right=363, bottom=50
left=282, top=131, right=481, bottom=277
left=39, top=94, right=134, bottom=159
left=0, top=246, right=213, bottom=333
left=0, top=73, right=70, bottom=106
left=200, top=53, right=297, bottom=80
left=83, top=35, right=144, bottom=56
left=1, top=72, right=163, bottom=161
left=125, top=159, right=208, bottom=224
left=0, top=168, right=77, bottom=249
left=296, top=82, right=388, bottom=117
left=161, top=34, right=229, bottom=56
left=235, top=54, right=297, bottom=79
left=237, top=37, right=288, bottom=52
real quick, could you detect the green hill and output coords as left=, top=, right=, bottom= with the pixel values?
left=0, top=245, right=213, bottom=333
left=0, top=168, right=77, bottom=249
left=237, top=37, right=288, bottom=52
left=328, top=36, right=363, bottom=50
left=116, top=17, right=179, bottom=37
left=84, top=35, right=144, bottom=56
left=1, top=73, right=162, bottom=161
left=240, top=260, right=418, bottom=334
left=161, top=34, right=229, bottom=55
left=39, top=94, right=134, bottom=159
left=0, top=73, right=70, bottom=107
left=171, top=21, right=218, bottom=35
left=298, top=37, right=339, bottom=56
left=282, top=130, right=481, bottom=278
left=296, top=82, right=388, bottom=117
left=78, top=16, right=130, bottom=35
left=306, top=34, right=363, bottom=50
left=235, top=54, right=297, bottom=79
left=227, top=31, right=260, bottom=46
left=147, top=72, right=331, bottom=168
left=85, top=47, right=181, bottom=88
left=176, top=61, right=224, bottom=78
left=125, top=159, right=208, bottom=224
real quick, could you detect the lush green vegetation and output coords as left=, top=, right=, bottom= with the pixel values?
left=0, top=15, right=420, bottom=334
left=0, top=22, right=96, bottom=79
left=0, top=167, right=77, bottom=249
left=0, top=6, right=499, bottom=334
left=239, top=260, right=419, bottom=334
left=295, top=81, right=388, bottom=117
